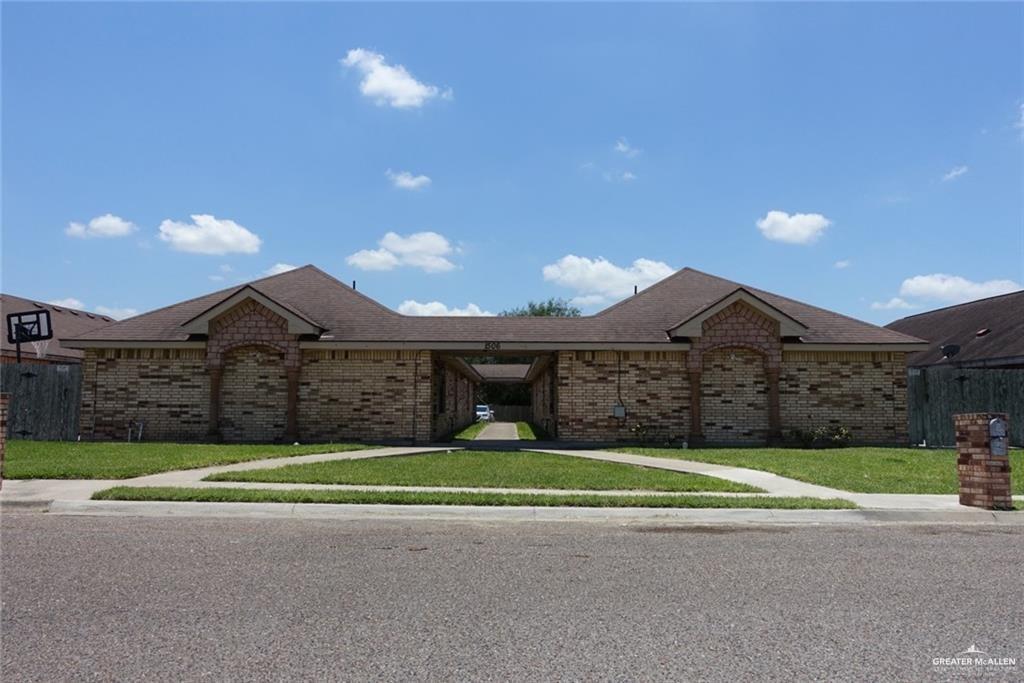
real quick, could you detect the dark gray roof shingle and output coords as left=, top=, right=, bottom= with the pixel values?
left=66, top=265, right=924, bottom=346
left=885, top=291, right=1024, bottom=366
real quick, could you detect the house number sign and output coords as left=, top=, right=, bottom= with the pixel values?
left=484, top=341, right=501, bottom=351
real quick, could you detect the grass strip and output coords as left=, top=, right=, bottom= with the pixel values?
left=92, top=486, right=856, bottom=509
left=205, top=449, right=759, bottom=492
left=453, top=421, right=487, bottom=441
left=3, top=441, right=374, bottom=480
left=516, top=422, right=537, bottom=440
left=615, top=447, right=1024, bottom=495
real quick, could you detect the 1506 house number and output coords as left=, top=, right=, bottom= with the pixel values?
left=484, top=341, right=501, bottom=351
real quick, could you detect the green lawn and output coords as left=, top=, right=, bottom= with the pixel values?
left=453, top=421, right=487, bottom=440
left=3, top=441, right=372, bottom=480
left=615, top=447, right=1024, bottom=495
left=516, top=422, right=537, bottom=440
left=93, top=486, right=852, bottom=509
left=205, top=449, right=760, bottom=492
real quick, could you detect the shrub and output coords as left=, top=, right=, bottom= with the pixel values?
left=787, top=425, right=852, bottom=449
left=630, top=422, right=650, bottom=443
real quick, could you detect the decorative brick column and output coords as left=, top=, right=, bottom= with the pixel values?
left=0, top=393, right=7, bottom=489
left=687, top=370, right=704, bottom=444
left=207, top=367, right=223, bottom=441
left=954, top=412, right=1013, bottom=510
left=765, top=368, right=782, bottom=445
left=285, top=368, right=300, bottom=442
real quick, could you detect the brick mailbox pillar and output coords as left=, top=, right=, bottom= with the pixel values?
left=954, top=412, right=1012, bottom=510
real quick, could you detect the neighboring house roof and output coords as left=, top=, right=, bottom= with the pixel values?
left=471, top=364, right=532, bottom=382
left=0, top=294, right=117, bottom=361
left=885, top=290, right=1024, bottom=367
left=64, top=265, right=924, bottom=348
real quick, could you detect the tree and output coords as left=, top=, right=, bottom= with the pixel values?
left=499, top=297, right=581, bottom=317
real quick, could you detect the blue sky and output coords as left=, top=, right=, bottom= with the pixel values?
left=3, top=2, right=1022, bottom=324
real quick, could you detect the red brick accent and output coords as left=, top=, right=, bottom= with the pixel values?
left=688, top=301, right=782, bottom=372
left=206, top=300, right=300, bottom=370
left=954, top=412, right=1013, bottom=510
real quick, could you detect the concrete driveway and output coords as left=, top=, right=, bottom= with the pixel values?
left=475, top=421, right=519, bottom=440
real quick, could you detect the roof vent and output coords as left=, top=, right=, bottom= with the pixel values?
left=976, top=328, right=991, bottom=337
left=69, top=310, right=79, bottom=316
left=52, top=306, right=63, bottom=312
left=85, top=313, right=95, bottom=319
left=941, top=344, right=960, bottom=359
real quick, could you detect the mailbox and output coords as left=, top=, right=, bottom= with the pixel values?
left=989, top=417, right=1008, bottom=456
left=611, top=403, right=626, bottom=419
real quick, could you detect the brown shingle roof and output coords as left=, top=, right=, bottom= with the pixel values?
left=66, top=265, right=923, bottom=347
left=1, top=294, right=118, bottom=361
left=885, top=290, right=1024, bottom=366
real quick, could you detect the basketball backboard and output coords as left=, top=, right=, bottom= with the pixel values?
left=6, top=309, right=53, bottom=344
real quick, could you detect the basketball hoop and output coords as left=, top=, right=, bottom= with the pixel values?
left=30, top=339, right=50, bottom=360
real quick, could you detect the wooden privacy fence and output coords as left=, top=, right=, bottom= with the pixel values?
left=490, top=404, right=533, bottom=423
left=1, top=363, right=82, bottom=441
left=907, top=366, right=1023, bottom=447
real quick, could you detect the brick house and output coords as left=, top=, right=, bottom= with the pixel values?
left=64, top=265, right=925, bottom=444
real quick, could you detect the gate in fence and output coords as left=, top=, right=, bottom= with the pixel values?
left=1, top=363, right=82, bottom=440
left=907, top=366, right=1023, bottom=447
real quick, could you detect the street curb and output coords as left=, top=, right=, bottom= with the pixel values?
left=0, top=500, right=52, bottom=512
left=43, top=500, right=1024, bottom=525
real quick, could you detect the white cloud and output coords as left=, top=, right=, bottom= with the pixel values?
left=398, top=300, right=494, bottom=316
left=756, top=210, right=831, bottom=245
left=898, top=273, right=1021, bottom=304
left=94, top=305, right=138, bottom=320
left=48, top=298, right=85, bottom=309
left=209, top=275, right=225, bottom=282
left=1015, top=103, right=1024, bottom=138
left=264, top=263, right=298, bottom=276
left=347, top=231, right=456, bottom=273
left=620, top=171, right=637, bottom=182
left=834, top=259, right=851, bottom=269
left=346, top=248, right=402, bottom=271
left=47, top=298, right=136, bottom=319
left=219, top=264, right=233, bottom=273
left=386, top=169, right=432, bottom=190
left=870, top=297, right=915, bottom=311
left=941, top=165, right=968, bottom=182
left=341, top=48, right=450, bottom=109
left=542, top=255, right=674, bottom=303
left=66, top=214, right=137, bottom=239
left=569, top=294, right=608, bottom=307
left=614, top=138, right=641, bottom=158
left=158, top=214, right=262, bottom=255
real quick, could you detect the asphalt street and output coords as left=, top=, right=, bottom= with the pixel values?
left=2, top=514, right=1022, bottom=682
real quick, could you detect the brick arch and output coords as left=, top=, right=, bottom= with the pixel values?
left=218, top=340, right=289, bottom=363
left=686, top=301, right=783, bottom=444
left=700, top=341, right=773, bottom=366
left=218, top=344, right=288, bottom=442
left=204, top=299, right=302, bottom=441
left=699, top=347, right=770, bottom=444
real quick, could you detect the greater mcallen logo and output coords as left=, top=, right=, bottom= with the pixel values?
left=933, top=644, right=1018, bottom=672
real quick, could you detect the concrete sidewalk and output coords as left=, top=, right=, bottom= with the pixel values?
left=475, top=422, right=519, bottom=440
left=533, top=448, right=849, bottom=497
left=0, top=445, right=453, bottom=508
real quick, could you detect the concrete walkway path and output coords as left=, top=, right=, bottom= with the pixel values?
left=476, top=421, right=518, bottom=440
left=528, top=449, right=1013, bottom=511
left=532, top=449, right=848, bottom=498
left=0, top=446, right=452, bottom=506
